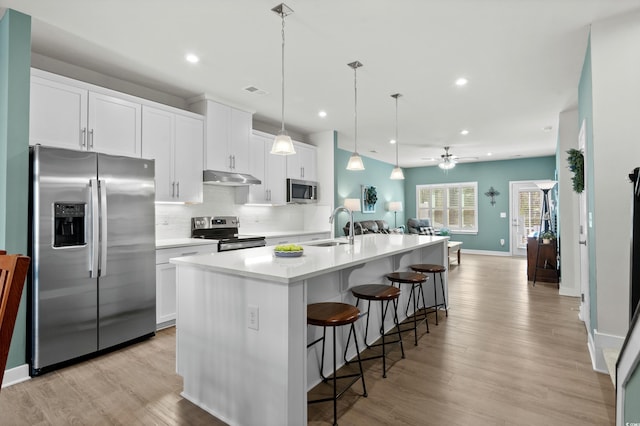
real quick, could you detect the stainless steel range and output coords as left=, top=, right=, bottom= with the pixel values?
left=191, top=216, right=266, bottom=251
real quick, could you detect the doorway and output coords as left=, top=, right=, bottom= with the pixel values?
left=510, top=181, right=545, bottom=256
left=578, top=120, right=590, bottom=330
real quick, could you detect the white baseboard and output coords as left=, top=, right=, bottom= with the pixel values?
left=461, top=249, right=512, bottom=257
left=2, top=364, right=30, bottom=389
left=590, top=328, right=625, bottom=374
left=559, top=286, right=581, bottom=297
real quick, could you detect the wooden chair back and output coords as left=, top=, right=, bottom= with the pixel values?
left=0, top=251, right=30, bottom=390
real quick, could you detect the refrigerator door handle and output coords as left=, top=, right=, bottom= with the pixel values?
left=99, top=179, right=108, bottom=277
left=90, top=179, right=100, bottom=278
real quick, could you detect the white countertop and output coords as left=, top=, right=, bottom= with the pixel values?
left=244, top=229, right=331, bottom=238
left=157, top=230, right=330, bottom=249
left=156, top=238, right=220, bottom=249
left=170, top=233, right=449, bottom=284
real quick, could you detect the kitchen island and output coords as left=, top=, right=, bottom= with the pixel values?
left=171, top=233, right=448, bottom=426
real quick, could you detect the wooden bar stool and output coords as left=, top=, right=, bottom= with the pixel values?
left=385, top=272, right=429, bottom=346
left=307, top=302, right=367, bottom=426
left=410, top=264, right=448, bottom=325
left=344, top=284, right=405, bottom=378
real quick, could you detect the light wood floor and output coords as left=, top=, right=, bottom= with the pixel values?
left=0, top=255, right=614, bottom=425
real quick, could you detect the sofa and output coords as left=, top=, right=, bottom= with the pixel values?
left=406, top=218, right=435, bottom=234
left=343, top=220, right=391, bottom=236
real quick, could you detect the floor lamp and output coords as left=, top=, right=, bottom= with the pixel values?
left=533, top=180, right=557, bottom=285
left=537, top=180, right=557, bottom=234
left=387, top=201, right=403, bottom=228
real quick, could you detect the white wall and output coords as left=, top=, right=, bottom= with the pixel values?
left=557, top=108, right=581, bottom=297
left=156, top=185, right=331, bottom=239
left=590, top=11, right=640, bottom=338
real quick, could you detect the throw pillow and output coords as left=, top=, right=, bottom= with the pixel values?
left=419, top=226, right=435, bottom=235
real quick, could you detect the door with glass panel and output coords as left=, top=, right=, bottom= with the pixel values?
left=510, top=182, right=543, bottom=256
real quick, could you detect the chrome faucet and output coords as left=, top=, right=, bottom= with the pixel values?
left=329, top=206, right=355, bottom=245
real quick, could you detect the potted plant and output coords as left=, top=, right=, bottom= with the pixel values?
left=541, top=230, right=556, bottom=244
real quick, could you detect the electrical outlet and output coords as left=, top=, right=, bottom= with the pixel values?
left=248, top=305, right=259, bottom=330
left=500, top=238, right=505, bottom=246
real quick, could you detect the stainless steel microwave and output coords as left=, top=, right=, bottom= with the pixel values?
left=287, top=178, right=318, bottom=203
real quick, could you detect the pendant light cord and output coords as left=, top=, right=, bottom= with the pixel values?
left=354, top=66, right=358, bottom=153
left=280, top=14, right=286, bottom=133
left=395, top=95, right=399, bottom=166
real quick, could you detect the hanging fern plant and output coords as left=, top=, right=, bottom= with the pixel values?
left=566, top=148, right=584, bottom=193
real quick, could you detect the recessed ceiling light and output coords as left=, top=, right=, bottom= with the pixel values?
left=318, top=110, right=327, bottom=118
left=455, top=77, right=468, bottom=86
left=543, top=125, right=553, bottom=132
left=185, top=53, right=199, bottom=64
left=390, top=139, right=396, bottom=144
left=487, top=152, right=492, bottom=156
left=460, top=129, right=469, bottom=135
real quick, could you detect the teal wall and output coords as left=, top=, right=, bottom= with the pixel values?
left=404, top=157, right=556, bottom=252
left=578, top=35, right=597, bottom=333
left=0, top=9, right=31, bottom=370
left=334, top=139, right=405, bottom=236
left=626, top=361, right=640, bottom=424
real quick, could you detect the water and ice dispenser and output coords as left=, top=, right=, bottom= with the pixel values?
left=53, top=203, right=86, bottom=247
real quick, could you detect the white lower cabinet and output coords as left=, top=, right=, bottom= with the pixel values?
left=265, top=233, right=330, bottom=247
left=265, top=236, right=300, bottom=247
left=155, top=244, right=217, bottom=328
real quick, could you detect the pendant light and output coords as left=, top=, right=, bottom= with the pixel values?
left=270, top=3, right=296, bottom=155
left=346, top=61, right=365, bottom=170
left=389, top=93, right=405, bottom=180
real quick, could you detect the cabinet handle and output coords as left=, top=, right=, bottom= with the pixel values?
left=81, top=128, right=87, bottom=147
left=232, top=155, right=236, bottom=170
left=181, top=251, right=198, bottom=257
left=176, top=182, right=180, bottom=198
left=268, top=189, right=271, bottom=201
left=172, top=182, right=175, bottom=197
left=229, top=155, right=233, bottom=169
left=300, top=167, right=304, bottom=178
left=579, top=240, right=587, bottom=246
left=89, top=129, right=94, bottom=149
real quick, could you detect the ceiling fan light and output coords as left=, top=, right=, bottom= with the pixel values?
left=346, top=152, right=365, bottom=171
left=439, top=161, right=456, bottom=170
left=390, top=166, right=405, bottom=180
left=271, top=131, right=296, bottom=155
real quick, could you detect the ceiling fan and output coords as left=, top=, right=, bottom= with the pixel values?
left=439, top=146, right=457, bottom=170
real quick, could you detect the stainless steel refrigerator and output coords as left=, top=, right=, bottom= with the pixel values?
left=29, top=145, right=156, bottom=375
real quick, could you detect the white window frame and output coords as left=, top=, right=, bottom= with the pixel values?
left=416, top=182, right=478, bottom=235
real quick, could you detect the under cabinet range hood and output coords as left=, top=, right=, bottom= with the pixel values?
left=203, top=170, right=261, bottom=186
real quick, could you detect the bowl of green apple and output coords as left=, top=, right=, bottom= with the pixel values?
left=274, top=244, right=304, bottom=258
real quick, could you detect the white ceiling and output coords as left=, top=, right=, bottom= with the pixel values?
left=3, top=0, right=640, bottom=168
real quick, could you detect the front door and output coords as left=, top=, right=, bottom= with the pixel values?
left=510, top=181, right=543, bottom=256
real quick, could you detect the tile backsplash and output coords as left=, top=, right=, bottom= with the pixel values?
left=155, top=185, right=331, bottom=239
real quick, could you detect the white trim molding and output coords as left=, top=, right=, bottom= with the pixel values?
left=2, top=364, right=30, bottom=389
left=461, top=249, right=511, bottom=257
left=617, top=315, right=640, bottom=425
left=591, top=328, right=624, bottom=374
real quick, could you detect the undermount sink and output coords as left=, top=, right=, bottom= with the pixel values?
left=304, top=240, right=349, bottom=247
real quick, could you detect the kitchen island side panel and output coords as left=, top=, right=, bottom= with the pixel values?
left=176, top=265, right=306, bottom=426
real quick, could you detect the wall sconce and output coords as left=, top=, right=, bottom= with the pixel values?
left=386, top=201, right=403, bottom=227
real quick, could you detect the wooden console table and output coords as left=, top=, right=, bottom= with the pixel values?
left=526, top=237, right=559, bottom=284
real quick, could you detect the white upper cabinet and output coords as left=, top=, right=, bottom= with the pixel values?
left=246, top=132, right=286, bottom=205
left=30, top=69, right=142, bottom=157
left=87, top=92, right=142, bottom=157
left=142, top=105, right=203, bottom=203
left=192, top=100, right=251, bottom=174
left=286, top=141, right=317, bottom=181
left=30, top=75, right=88, bottom=150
